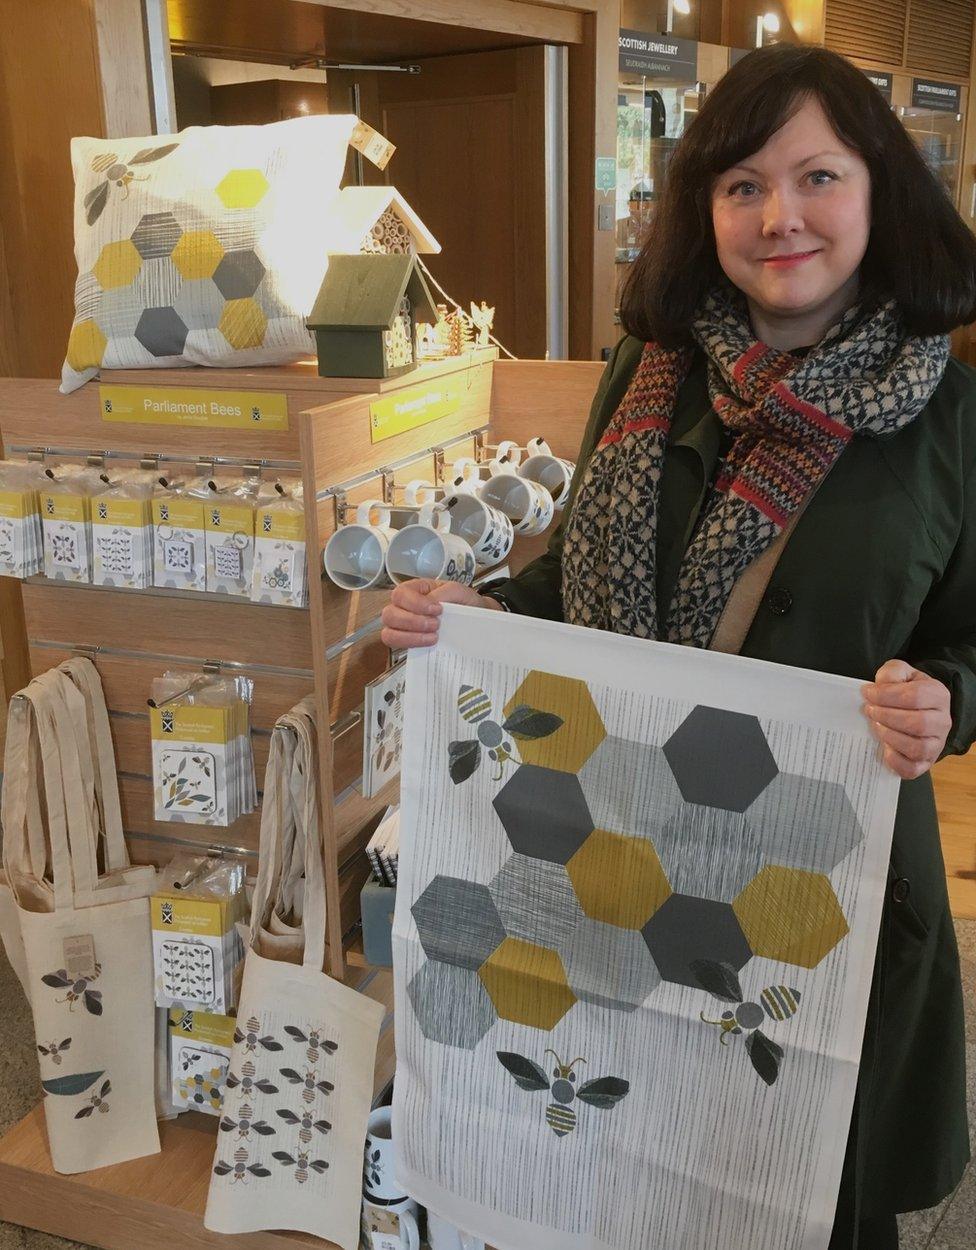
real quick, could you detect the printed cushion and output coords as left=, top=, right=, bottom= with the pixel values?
left=61, top=115, right=358, bottom=393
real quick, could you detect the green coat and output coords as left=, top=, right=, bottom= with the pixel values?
left=496, top=335, right=973, bottom=1215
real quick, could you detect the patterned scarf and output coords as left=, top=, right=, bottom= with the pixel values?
left=562, top=289, right=949, bottom=647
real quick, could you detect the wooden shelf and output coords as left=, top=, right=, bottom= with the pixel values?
left=0, top=1107, right=331, bottom=1250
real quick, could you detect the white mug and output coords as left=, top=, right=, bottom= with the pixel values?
left=386, top=504, right=477, bottom=586
left=450, top=458, right=483, bottom=496
left=427, top=1211, right=485, bottom=1250
left=478, top=473, right=555, bottom=537
left=518, top=453, right=574, bottom=511
left=362, top=1202, right=420, bottom=1250
left=443, top=493, right=514, bottom=569
left=323, top=499, right=396, bottom=591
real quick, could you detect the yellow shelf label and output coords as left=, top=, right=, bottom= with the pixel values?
left=100, top=385, right=289, bottom=430
left=369, top=383, right=460, bottom=444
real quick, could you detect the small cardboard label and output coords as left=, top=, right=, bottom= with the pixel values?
left=63, top=934, right=97, bottom=981
left=351, top=120, right=396, bottom=170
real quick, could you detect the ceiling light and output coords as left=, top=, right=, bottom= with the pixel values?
left=763, top=12, right=780, bottom=33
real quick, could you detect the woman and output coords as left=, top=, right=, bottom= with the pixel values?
left=381, top=44, right=975, bottom=1248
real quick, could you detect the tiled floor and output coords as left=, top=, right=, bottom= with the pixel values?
left=0, top=924, right=972, bottom=1249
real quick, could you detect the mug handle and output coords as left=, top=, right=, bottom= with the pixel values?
left=526, top=436, right=552, bottom=457
left=495, top=439, right=523, bottom=466
left=399, top=1209, right=420, bottom=1250
left=403, top=479, right=437, bottom=507
left=417, top=502, right=450, bottom=532
left=355, top=498, right=392, bottom=528
left=488, top=455, right=517, bottom=477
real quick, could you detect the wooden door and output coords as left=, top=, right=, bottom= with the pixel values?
left=341, top=46, right=550, bottom=360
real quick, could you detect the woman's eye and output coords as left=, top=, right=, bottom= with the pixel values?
left=807, top=169, right=837, bottom=187
left=728, top=180, right=759, bottom=198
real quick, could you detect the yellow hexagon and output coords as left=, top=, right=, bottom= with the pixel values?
left=503, top=670, right=606, bottom=773
left=216, top=168, right=270, bottom=209
left=92, top=239, right=142, bottom=289
left=567, top=829, right=671, bottom=929
left=219, top=298, right=267, bottom=350
left=65, top=318, right=107, bottom=371
left=172, top=230, right=225, bottom=280
left=478, top=937, right=576, bottom=1030
left=733, top=866, right=849, bottom=969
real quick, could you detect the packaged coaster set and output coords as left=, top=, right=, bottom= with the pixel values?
left=170, top=1008, right=237, bottom=1116
left=151, top=855, right=247, bottom=1014
left=152, top=475, right=208, bottom=592
left=40, top=465, right=103, bottom=583
left=92, top=471, right=154, bottom=589
left=149, top=671, right=256, bottom=828
left=0, top=460, right=44, bottom=578
left=251, top=483, right=308, bottom=608
left=205, top=476, right=258, bottom=598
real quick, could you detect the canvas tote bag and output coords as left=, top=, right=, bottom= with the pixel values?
left=1, top=661, right=159, bottom=1173
left=205, top=699, right=383, bottom=1248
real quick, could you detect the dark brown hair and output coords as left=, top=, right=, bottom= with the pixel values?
left=619, top=43, right=976, bottom=346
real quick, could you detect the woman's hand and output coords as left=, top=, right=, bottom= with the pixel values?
left=861, top=660, right=952, bottom=779
left=380, top=579, right=503, bottom=651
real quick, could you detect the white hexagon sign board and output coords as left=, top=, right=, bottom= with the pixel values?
left=393, top=605, right=900, bottom=1250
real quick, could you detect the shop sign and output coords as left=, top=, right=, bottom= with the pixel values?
left=369, top=383, right=460, bottom=443
left=99, top=385, right=289, bottom=430
left=911, top=78, right=961, bottom=112
left=864, top=70, right=892, bottom=102
left=618, top=29, right=697, bottom=80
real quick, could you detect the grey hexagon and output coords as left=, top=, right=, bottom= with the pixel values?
left=407, top=960, right=495, bottom=1050
left=745, top=772, right=863, bottom=873
left=489, top=854, right=584, bottom=948
left=132, top=256, right=183, bottom=311
left=642, top=894, right=752, bottom=988
left=411, top=875, right=505, bottom=971
left=655, top=805, right=764, bottom=902
left=493, top=765, right=594, bottom=865
left=174, top=278, right=226, bottom=332
left=213, top=249, right=266, bottom=300
left=560, top=917, right=661, bottom=1011
left=131, top=211, right=182, bottom=259
left=134, top=306, right=189, bottom=358
left=578, top=737, right=684, bottom=841
left=96, top=283, right=146, bottom=337
left=663, top=706, right=778, bottom=812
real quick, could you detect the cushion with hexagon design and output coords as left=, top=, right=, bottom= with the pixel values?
left=60, top=115, right=358, bottom=392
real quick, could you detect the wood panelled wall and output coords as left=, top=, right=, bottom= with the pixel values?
left=825, top=0, right=976, bottom=78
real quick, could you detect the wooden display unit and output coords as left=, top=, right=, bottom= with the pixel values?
left=0, top=352, right=605, bottom=1249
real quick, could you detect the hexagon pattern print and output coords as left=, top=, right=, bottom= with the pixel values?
left=392, top=606, right=900, bottom=1250
left=410, top=668, right=862, bottom=1083
left=61, top=116, right=358, bottom=391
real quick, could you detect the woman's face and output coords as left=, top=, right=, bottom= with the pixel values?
left=710, top=97, right=871, bottom=333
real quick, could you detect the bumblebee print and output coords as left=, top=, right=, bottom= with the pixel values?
left=41, top=965, right=103, bottom=1015
left=279, top=1067, right=335, bottom=1105
left=234, top=1017, right=284, bottom=1055
left=84, top=144, right=179, bottom=225
left=284, top=1025, right=338, bottom=1067
left=497, top=1049, right=630, bottom=1137
left=449, top=683, right=563, bottom=784
left=272, top=1148, right=329, bottom=1184
left=213, top=1145, right=271, bottom=1184
left=692, top=958, right=802, bottom=1086
left=219, top=1102, right=276, bottom=1141
left=37, top=1038, right=71, bottom=1066
left=226, top=1058, right=278, bottom=1101
left=276, top=1106, right=331, bottom=1144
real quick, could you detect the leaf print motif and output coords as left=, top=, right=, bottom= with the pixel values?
left=690, top=959, right=743, bottom=1004
left=496, top=1051, right=550, bottom=1091
left=745, top=1031, right=783, bottom=1086
left=448, top=739, right=480, bottom=785
left=41, top=1071, right=105, bottom=1097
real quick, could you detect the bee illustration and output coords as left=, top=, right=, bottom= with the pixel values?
left=284, top=1025, right=338, bottom=1067
left=37, top=1038, right=72, bottom=1066
left=234, top=1017, right=284, bottom=1055
left=692, top=959, right=802, bottom=1087
left=213, top=1144, right=271, bottom=1184
left=226, top=1058, right=278, bottom=1101
left=497, top=1050, right=630, bottom=1138
left=276, top=1106, right=331, bottom=1144
left=449, top=684, right=564, bottom=784
left=84, top=144, right=179, bottom=225
left=272, top=1148, right=329, bottom=1185
left=75, top=1078, right=111, bottom=1119
left=220, top=1102, right=276, bottom=1141
left=41, top=965, right=103, bottom=1015
left=279, top=1067, right=334, bottom=1105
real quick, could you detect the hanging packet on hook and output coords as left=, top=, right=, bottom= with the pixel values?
left=251, top=481, right=308, bottom=608
left=205, top=475, right=258, bottom=597
left=40, top=464, right=102, bottom=583
left=153, top=475, right=208, bottom=592
left=0, top=460, right=44, bottom=578
left=92, top=469, right=154, bottom=589
left=149, top=671, right=256, bottom=828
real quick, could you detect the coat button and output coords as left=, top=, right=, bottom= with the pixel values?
left=891, top=877, right=911, bottom=904
left=765, top=586, right=793, bottom=616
